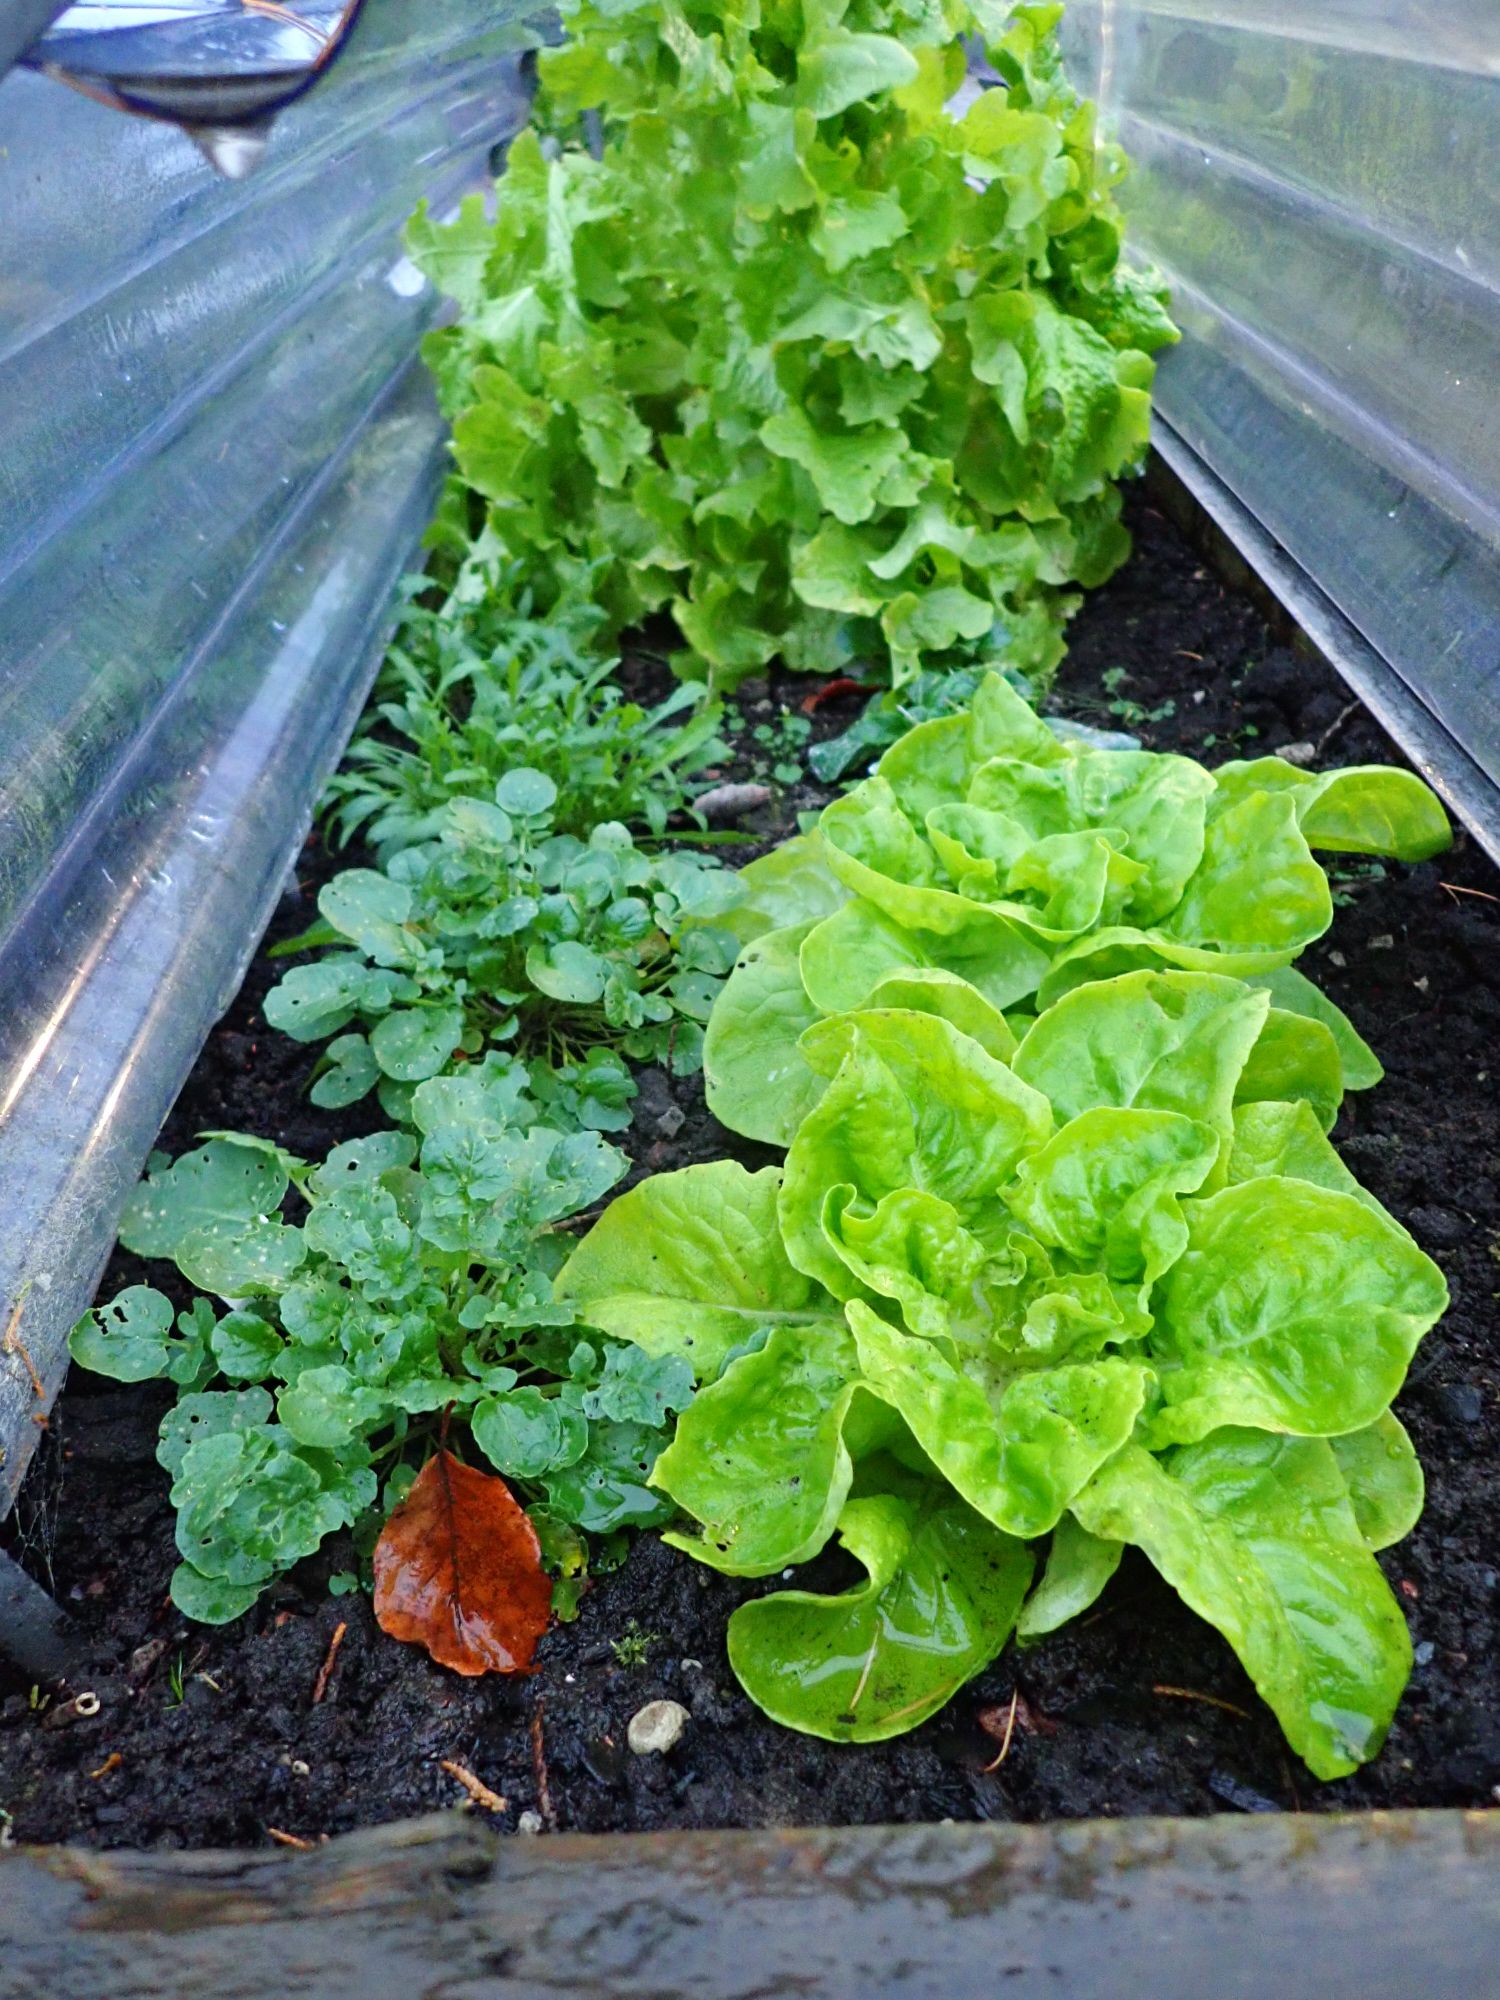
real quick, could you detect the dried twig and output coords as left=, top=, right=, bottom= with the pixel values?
left=530, top=1700, right=556, bottom=1830
left=311, top=1621, right=347, bottom=1706
left=88, top=1753, right=122, bottom=1781
left=1153, top=1683, right=1251, bottom=1721
left=266, top=1827, right=315, bottom=1851
left=441, top=1759, right=507, bottom=1815
left=2, top=1297, right=45, bottom=1405
left=980, top=1689, right=1020, bottom=1773
left=979, top=1690, right=1056, bottom=1742
left=1313, top=699, right=1361, bottom=759
left=847, top=1633, right=879, bottom=1715
left=1439, top=881, right=1500, bottom=906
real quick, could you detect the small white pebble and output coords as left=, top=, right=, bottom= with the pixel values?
left=681, top=1658, right=703, bottom=1671
left=1277, top=740, right=1317, bottom=767
left=628, top=1699, right=689, bottom=1756
left=1369, top=934, right=1395, bottom=951
left=1191, top=689, right=1206, bottom=705
left=782, top=1568, right=794, bottom=1579
left=517, top=1810, right=544, bottom=1835
left=564, top=1673, right=574, bottom=1683
left=1328, top=950, right=1347, bottom=967
left=290, top=1759, right=310, bottom=1777
left=1414, top=976, right=1430, bottom=993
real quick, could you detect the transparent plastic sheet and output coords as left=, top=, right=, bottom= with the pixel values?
left=1057, top=0, right=1500, bottom=857
left=0, top=1, right=541, bottom=1514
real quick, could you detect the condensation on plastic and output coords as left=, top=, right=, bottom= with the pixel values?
left=0, top=1, right=539, bottom=1514
left=1057, top=0, right=1500, bottom=857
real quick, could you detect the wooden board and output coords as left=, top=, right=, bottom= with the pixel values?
left=4, top=1807, right=1500, bottom=1999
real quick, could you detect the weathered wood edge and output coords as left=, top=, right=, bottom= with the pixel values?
left=3, top=1806, right=1500, bottom=1999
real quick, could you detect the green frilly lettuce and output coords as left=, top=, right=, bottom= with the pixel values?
left=413, top=1, right=1177, bottom=691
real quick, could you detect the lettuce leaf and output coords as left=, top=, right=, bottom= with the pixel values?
left=704, top=674, right=1448, bottom=1146
left=728, top=1475, right=1033, bottom=1742
left=1072, top=1434, right=1414, bottom=1781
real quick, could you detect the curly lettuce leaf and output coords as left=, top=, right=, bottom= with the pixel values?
left=1073, top=1433, right=1414, bottom=1780
left=556, top=1161, right=842, bottom=1381
left=1012, top=968, right=1269, bottom=1167
left=1210, top=758, right=1451, bottom=861
left=800, top=895, right=1050, bottom=1016
left=1148, top=1178, right=1447, bottom=1445
left=652, top=1319, right=867, bottom=1575
left=1016, top=1513, right=1123, bottom=1640
left=727, top=1477, right=1033, bottom=1741
left=1005, top=1105, right=1220, bottom=1294
left=847, top=1300, right=1150, bottom=1538
left=781, top=1010, right=1052, bottom=1302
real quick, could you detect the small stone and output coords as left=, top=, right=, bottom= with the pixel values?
left=1414, top=1641, right=1436, bottom=1666
left=517, top=1810, right=544, bottom=1835
left=628, top=1699, right=689, bottom=1756
left=1328, top=950, right=1347, bottom=967
left=1277, top=740, right=1318, bottom=767
left=1433, top=1383, right=1484, bottom=1426
left=1368, top=934, right=1395, bottom=951
left=654, top=1104, right=686, bottom=1140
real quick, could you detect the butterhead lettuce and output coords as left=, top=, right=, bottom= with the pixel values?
left=705, top=673, right=1450, bottom=1143
left=561, top=969, right=1447, bottom=1774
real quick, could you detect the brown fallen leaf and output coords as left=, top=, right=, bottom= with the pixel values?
left=373, top=1452, right=551, bottom=1677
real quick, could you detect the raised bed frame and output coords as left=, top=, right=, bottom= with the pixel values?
left=3, top=6, right=1500, bottom=1988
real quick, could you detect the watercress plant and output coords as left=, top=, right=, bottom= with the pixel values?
left=705, top=672, right=1451, bottom=1141
left=560, top=971, right=1447, bottom=1777
left=267, top=768, right=744, bottom=1128
left=411, top=0, right=1176, bottom=692
left=69, top=1096, right=696, bottom=1623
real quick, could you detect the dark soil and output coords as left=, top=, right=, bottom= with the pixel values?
left=4, top=484, right=1499, bottom=1850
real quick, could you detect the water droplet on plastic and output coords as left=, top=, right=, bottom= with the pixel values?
left=186, top=122, right=273, bottom=180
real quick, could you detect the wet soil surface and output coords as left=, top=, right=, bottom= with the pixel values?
left=4, top=489, right=1499, bottom=1849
